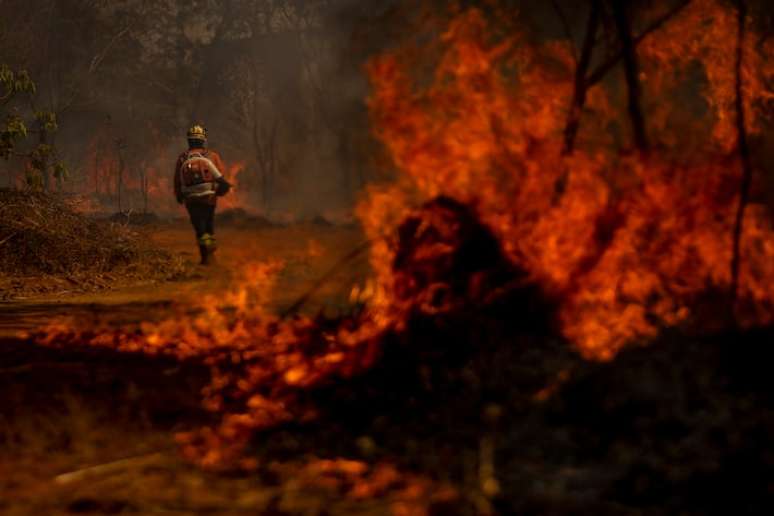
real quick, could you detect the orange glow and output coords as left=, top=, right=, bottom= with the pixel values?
left=78, top=138, right=253, bottom=215
left=34, top=2, right=774, bottom=471
left=363, top=5, right=774, bottom=359
left=638, top=0, right=774, bottom=151
left=215, top=161, right=249, bottom=211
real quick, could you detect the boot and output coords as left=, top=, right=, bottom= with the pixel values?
left=201, top=233, right=216, bottom=265
left=198, top=244, right=209, bottom=265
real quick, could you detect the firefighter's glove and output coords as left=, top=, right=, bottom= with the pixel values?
left=215, top=178, right=231, bottom=197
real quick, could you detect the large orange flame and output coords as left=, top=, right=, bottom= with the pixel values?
left=33, top=0, right=774, bottom=476
left=362, top=2, right=774, bottom=359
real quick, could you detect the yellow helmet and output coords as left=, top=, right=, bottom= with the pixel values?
left=187, top=124, right=207, bottom=142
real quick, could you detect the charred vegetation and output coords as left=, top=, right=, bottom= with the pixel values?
left=1, top=0, right=773, bottom=515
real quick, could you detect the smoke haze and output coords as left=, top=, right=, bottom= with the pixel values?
left=0, top=0, right=401, bottom=220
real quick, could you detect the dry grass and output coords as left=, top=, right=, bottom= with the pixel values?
left=0, top=189, right=189, bottom=298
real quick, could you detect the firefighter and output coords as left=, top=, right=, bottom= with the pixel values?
left=174, top=124, right=231, bottom=265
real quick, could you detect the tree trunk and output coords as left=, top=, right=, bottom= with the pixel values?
left=141, top=167, right=148, bottom=215
left=563, top=0, right=601, bottom=155
left=561, top=0, right=691, bottom=155
left=267, top=120, right=277, bottom=211
left=338, top=130, right=353, bottom=203
left=586, top=0, right=692, bottom=87
left=39, top=128, right=50, bottom=192
left=730, top=0, right=753, bottom=307
left=252, top=119, right=268, bottom=209
left=94, top=143, right=100, bottom=195
left=610, top=0, right=649, bottom=154
left=190, top=0, right=234, bottom=122
left=116, top=139, right=125, bottom=213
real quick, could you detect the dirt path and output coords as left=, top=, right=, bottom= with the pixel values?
left=0, top=221, right=391, bottom=516
left=0, top=221, right=369, bottom=338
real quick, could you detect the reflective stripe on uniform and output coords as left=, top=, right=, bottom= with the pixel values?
left=181, top=182, right=216, bottom=196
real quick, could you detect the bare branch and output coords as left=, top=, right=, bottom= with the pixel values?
left=88, top=25, right=131, bottom=75
left=54, top=452, right=165, bottom=485
left=610, top=0, right=649, bottom=153
left=562, top=0, right=601, bottom=155
left=587, top=0, right=692, bottom=87
left=550, top=0, right=579, bottom=64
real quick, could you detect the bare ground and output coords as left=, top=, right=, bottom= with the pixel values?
left=1, top=221, right=405, bottom=516
left=0, top=221, right=368, bottom=337
left=2, top=220, right=772, bottom=515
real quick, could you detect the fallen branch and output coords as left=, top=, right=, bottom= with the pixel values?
left=0, top=232, right=16, bottom=246
left=54, top=452, right=165, bottom=485
left=281, top=240, right=374, bottom=319
left=0, top=362, right=89, bottom=374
